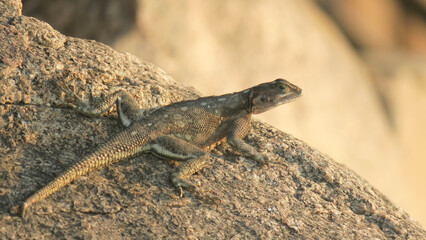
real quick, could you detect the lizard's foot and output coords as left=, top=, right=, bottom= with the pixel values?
left=250, top=153, right=270, bottom=170
left=10, top=204, right=21, bottom=216
left=170, top=173, right=197, bottom=197
left=10, top=202, right=30, bottom=219
left=253, top=153, right=269, bottom=164
left=56, top=78, right=87, bottom=109
left=192, top=189, right=221, bottom=206
left=56, top=75, right=99, bottom=112
left=170, top=173, right=220, bottom=205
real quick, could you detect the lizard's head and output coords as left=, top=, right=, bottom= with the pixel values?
left=249, top=78, right=302, bottom=114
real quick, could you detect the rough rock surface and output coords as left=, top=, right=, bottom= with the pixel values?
left=0, top=1, right=425, bottom=239
left=114, top=0, right=405, bottom=220
left=19, top=0, right=426, bottom=227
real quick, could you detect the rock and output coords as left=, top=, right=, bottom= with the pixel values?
left=0, top=1, right=425, bottom=239
left=113, top=0, right=408, bottom=227
left=0, top=0, right=22, bottom=18
left=22, top=0, right=426, bottom=228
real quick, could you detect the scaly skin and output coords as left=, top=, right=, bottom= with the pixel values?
left=14, top=78, right=302, bottom=217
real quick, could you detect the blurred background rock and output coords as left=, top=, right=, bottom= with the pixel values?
left=22, top=0, right=426, bottom=227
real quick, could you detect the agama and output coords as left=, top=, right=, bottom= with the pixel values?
left=15, top=78, right=302, bottom=217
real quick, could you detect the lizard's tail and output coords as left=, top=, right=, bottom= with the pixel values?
left=13, top=127, right=149, bottom=218
left=16, top=154, right=102, bottom=217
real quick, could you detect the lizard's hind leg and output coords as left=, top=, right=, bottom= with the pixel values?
left=115, top=91, right=145, bottom=127
left=58, top=80, right=144, bottom=127
left=142, top=136, right=210, bottom=196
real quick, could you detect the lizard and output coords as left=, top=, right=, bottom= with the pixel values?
left=13, top=78, right=302, bottom=218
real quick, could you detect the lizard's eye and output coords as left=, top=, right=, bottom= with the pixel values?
left=279, top=85, right=286, bottom=90
left=260, top=95, right=267, bottom=102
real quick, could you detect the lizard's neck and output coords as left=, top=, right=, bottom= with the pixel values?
left=216, top=89, right=252, bottom=116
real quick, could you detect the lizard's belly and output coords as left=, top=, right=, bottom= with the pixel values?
left=150, top=106, right=231, bottom=148
left=168, top=121, right=228, bottom=147
left=170, top=116, right=230, bottom=148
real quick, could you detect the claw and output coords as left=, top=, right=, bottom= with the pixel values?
left=178, top=187, right=184, bottom=198
left=263, top=161, right=271, bottom=170
left=55, top=76, right=95, bottom=114
left=10, top=204, right=21, bottom=216
left=171, top=176, right=220, bottom=206
left=55, top=74, right=86, bottom=106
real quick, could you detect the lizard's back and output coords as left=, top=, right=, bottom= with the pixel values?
left=141, top=94, right=247, bottom=148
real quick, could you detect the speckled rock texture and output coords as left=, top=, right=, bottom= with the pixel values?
left=0, top=1, right=425, bottom=239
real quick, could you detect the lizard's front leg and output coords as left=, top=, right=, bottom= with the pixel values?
left=142, top=136, right=210, bottom=196
left=227, top=114, right=268, bottom=164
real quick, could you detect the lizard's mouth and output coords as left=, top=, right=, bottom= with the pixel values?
left=277, top=91, right=302, bottom=104
left=252, top=91, right=302, bottom=114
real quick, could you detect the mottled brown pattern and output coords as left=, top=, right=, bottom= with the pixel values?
left=15, top=78, right=302, bottom=217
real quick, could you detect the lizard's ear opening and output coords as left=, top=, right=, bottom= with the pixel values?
left=251, top=94, right=275, bottom=114
left=252, top=94, right=268, bottom=105
left=249, top=90, right=270, bottom=114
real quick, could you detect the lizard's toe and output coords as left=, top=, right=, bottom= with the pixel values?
left=170, top=174, right=197, bottom=196
left=10, top=202, right=30, bottom=219
left=10, top=204, right=21, bottom=216
left=253, top=153, right=268, bottom=164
